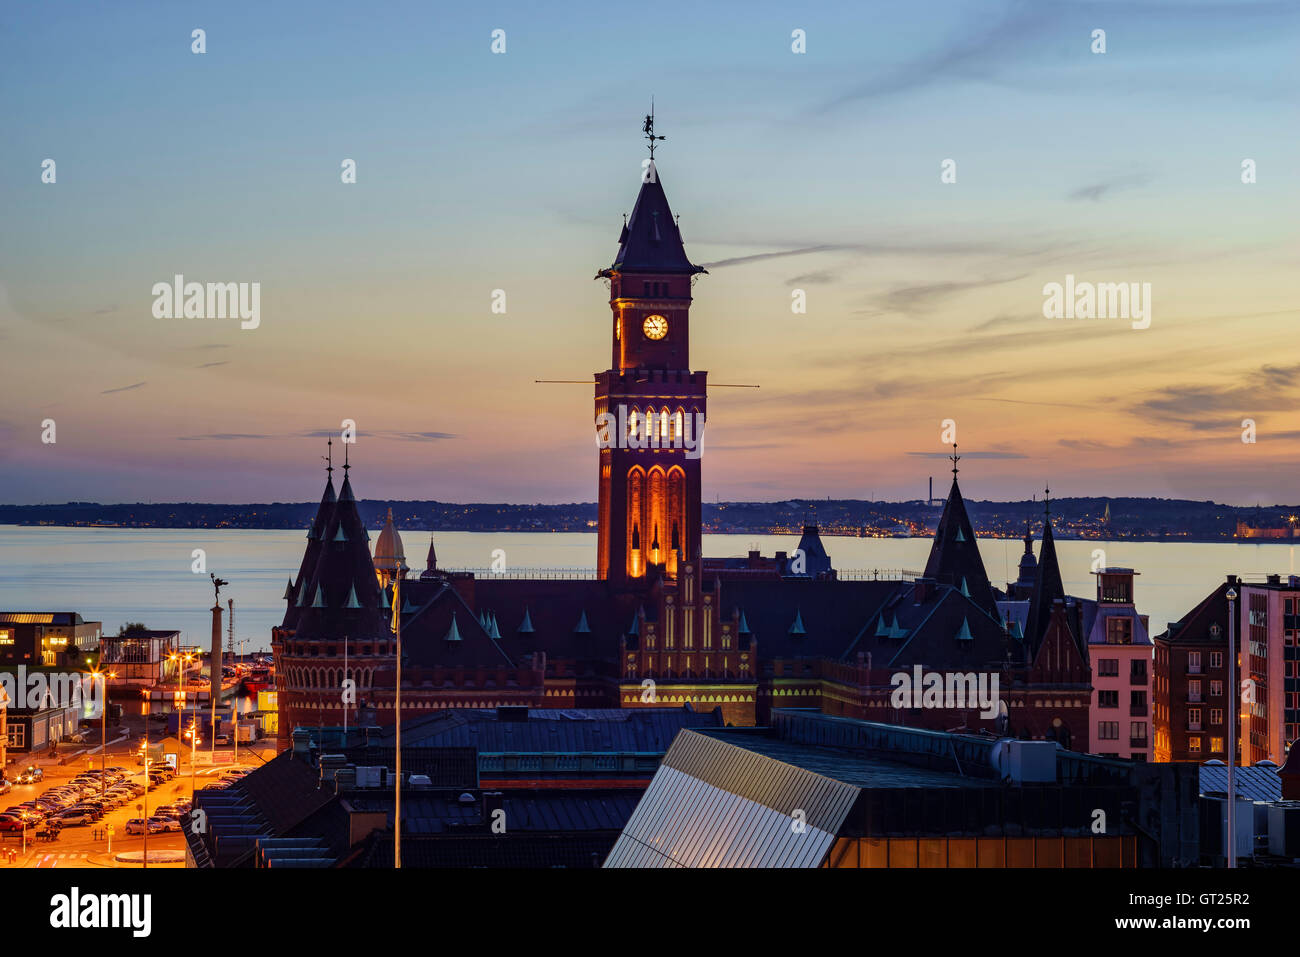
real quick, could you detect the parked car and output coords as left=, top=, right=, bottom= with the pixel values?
left=50, top=808, right=94, bottom=826
left=124, top=818, right=164, bottom=835
left=16, top=766, right=43, bottom=784
left=0, top=781, right=11, bottom=796
left=0, top=814, right=30, bottom=831
left=150, top=816, right=181, bottom=832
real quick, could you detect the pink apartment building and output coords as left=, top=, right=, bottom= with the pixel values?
left=1088, top=568, right=1152, bottom=761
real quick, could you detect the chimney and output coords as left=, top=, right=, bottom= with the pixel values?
left=318, top=753, right=348, bottom=787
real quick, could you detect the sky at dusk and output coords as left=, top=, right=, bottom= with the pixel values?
left=2, top=0, right=1298, bottom=506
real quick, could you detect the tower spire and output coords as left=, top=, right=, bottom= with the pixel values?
left=643, top=99, right=665, bottom=159
left=324, top=437, right=333, bottom=477
left=950, top=443, right=960, bottom=479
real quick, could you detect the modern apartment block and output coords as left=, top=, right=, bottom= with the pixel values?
left=1154, top=573, right=1300, bottom=765
left=1087, top=568, right=1152, bottom=761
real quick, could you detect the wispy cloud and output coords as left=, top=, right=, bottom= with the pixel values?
left=906, top=450, right=1028, bottom=460
left=1128, top=363, right=1300, bottom=431
left=101, top=382, right=146, bottom=394
left=857, top=275, right=1027, bottom=319
left=179, top=429, right=458, bottom=442
left=1067, top=173, right=1150, bottom=203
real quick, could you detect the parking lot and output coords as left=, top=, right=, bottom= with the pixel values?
left=0, top=746, right=266, bottom=868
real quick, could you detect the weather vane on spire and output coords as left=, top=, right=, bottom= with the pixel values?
left=323, top=437, right=333, bottom=476
left=343, top=440, right=350, bottom=475
left=1044, top=483, right=1052, bottom=515
left=950, top=443, right=960, bottom=479
left=643, top=99, right=665, bottom=159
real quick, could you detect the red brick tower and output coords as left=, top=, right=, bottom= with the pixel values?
left=594, top=158, right=708, bottom=587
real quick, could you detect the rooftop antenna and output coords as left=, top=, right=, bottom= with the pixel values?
left=643, top=99, right=665, bottom=160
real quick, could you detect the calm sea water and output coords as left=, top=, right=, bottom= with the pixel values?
left=1, top=525, right=1295, bottom=653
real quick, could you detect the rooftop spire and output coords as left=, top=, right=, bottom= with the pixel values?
left=642, top=98, right=665, bottom=160
left=923, top=459, right=998, bottom=616
left=597, top=117, right=706, bottom=278
left=1025, top=503, right=1066, bottom=653
left=950, top=443, right=960, bottom=479
left=324, top=437, right=333, bottom=477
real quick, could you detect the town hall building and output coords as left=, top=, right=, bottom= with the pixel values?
left=272, top=150, right=1097, bottom=752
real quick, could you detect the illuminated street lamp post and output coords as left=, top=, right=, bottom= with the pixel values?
left=87, top=668, right=116, bottom=802
left=139, top=688, right=150, bottom=869
left=184, top=717, right=197, bottom=799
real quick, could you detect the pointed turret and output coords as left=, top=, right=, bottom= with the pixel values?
left=281, top=470, right=336, bottom=630
left=293, top=467, right=386, bottom=641
left=598, top=170, right=706, bottom=277
left=922, top=448, right=998, bottom=616
left=1016, top=521, right=1037, bottom=587
left=789, top=521, right=832, bottom=578
left=1025, top=490, right=1067, bottom=653
left=372, top=507, right=405, bottom=583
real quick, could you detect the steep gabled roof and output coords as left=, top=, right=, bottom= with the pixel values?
left=599, top=168, right=705, bottom=276
left=1025, top=509, right=1066, bottom=654
left=789, top=523, right=832, bottom=577
left=922, top=478, right=998, bottom=617
left=293, top=472, right=387, bottom=641
left=385, top=579, right=514, bottom=669
left=282, top=475, right=336, bottom=630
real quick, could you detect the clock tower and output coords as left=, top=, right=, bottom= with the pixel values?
left=594, top=161, right=707, bottom=586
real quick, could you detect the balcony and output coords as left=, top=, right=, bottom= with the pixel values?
left=1130, top=672, right=1147, bottom=685
left=1129, top=738, right=1148, bottom=749
left=1129, top=706, right=1146, bottom=717
left=1187, top=723, right=1203, bottom=732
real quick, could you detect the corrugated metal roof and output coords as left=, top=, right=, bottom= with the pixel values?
left=1199, top=763, right=1281, bottom=802
left=605, top=730, right=857, bottom=868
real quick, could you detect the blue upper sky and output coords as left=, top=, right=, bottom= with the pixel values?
left=1, top=0, right=1297, bottom=505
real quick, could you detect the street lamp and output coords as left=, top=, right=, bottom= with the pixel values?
left=1226, top=583, right=1238, bottom=869
left=139, top=688, right=150, bottom=870
left=86, top=668, right=116, bottom=802
left=183, top=717, right=197, bottom=799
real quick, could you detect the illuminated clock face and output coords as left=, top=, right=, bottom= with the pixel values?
left=642, top=314, right=668, bottom=340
